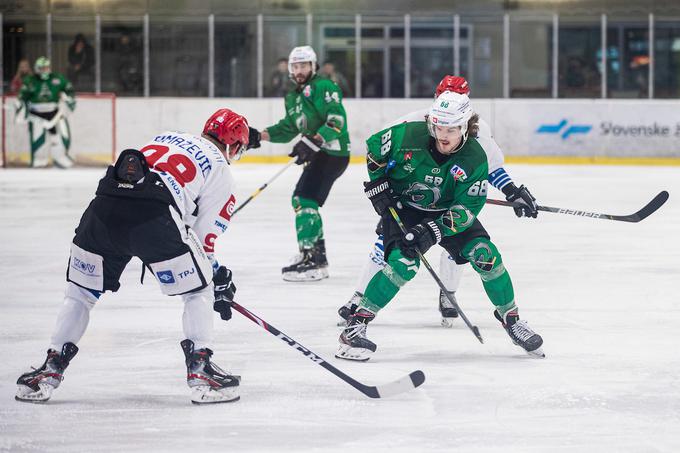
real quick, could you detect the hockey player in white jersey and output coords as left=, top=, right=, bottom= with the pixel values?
left=16, top=108, right=249, bottom=405
left=339, top=76, right=540, bottom=327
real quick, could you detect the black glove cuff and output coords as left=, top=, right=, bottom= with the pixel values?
left=502, top=182, right=519, bottom=199
left=426, top=221, right=442, bottom=244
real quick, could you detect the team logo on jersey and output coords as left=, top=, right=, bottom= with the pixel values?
left=404, top=182, right=441, bottom=210
left=303, top=85, right=312, bottom=97
left=219, top=194, right=237, bottom=221
left=450, top=165, right=467, bottom=182
left=404, top=151, right=413, bottom=160
left=431, top=168, right=440, bottom=174
left=157, top=270, right=175, bottom=284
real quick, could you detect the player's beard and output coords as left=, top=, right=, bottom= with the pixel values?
left=436, top=136, right=462, bottom=155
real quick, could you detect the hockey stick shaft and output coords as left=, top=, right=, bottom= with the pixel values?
left=231, top=159, right=296, bottom=217
left=231, top=301, right=425, bottom=398
left=387, top=207, right=484, bottom=344
left=486, top=190, right=669, bottom=223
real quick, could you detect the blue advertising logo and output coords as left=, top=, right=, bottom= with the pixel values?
left=157, top=270, right=175, bottom=284
left=536, top=119, right=592, bottom=140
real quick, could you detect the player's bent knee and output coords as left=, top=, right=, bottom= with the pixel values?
left=65, top=282, right=100, bottom=308
left=387, top=249, right=420, bottom=282
left=462, top=238, right=505, bottom=279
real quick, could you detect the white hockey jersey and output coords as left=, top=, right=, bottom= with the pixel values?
left=139, top=131, right=236, bottom=258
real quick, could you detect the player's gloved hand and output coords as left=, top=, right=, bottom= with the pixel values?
left=289, top=135, right=322, bottom=165
left=213, top=266, right=236, bottom=321
left=401, top=221, right=442, bottom=259
left=247, top=127, right=261, bottom=149
left=364, top=177, right=397, bottom=217
left=504, top=184, right=538, bottom=218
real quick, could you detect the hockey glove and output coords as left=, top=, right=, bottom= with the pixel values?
left=364, top=177, right=396, bottom=217
left=401, top=221, right=442, bottom=259
left=213, top=266, right=236, bottom=321
left=247, top=127, right=261, bottom=149
left=289, top=135, right=322, bottom=165
left=504, top=183, right=539, bottom=218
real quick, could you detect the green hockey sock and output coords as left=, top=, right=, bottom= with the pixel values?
left=361, top=248, right=419, bottom=312
left=461, top=237, right=515, bottom=309
left=292, top=196, right=323, bottom=250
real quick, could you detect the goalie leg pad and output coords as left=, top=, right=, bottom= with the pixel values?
left=28, top=120, right=49, bottom=167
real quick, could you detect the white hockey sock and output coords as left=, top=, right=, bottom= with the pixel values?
left=354, top=235, right=386, bottom=295
left=439, top=250, right=465, bottom=292
left=182, top=286, right=214, bottom=350
left=49, top=283, right=98, bottom=350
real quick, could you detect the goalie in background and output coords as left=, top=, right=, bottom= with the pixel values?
left=16, top=56, right=76, bottom=168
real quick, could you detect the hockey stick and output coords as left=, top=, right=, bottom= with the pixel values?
left=486, top=190, right=669, bottom=223
left=387, top=207, right=484, bottom=344
left=231, top=159, right=297, bottom=217
left=231, top=301, right=426, bottom=399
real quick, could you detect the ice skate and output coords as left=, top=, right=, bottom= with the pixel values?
left=337, top=291, right=362, bottom=326
left=494, top=309, right=545, bottom=358
left=16, top=342, right=79, bottom=403
left=181, top=339, right=240, bottom=404
left=439, top=289, right=459, bottom=328
left=281, top=245, right=329, bottom=282
left=336, top=308, right=377, bottom=361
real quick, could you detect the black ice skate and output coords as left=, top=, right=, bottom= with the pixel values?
left=181, top=339, right=240, bottom=404
left=281, top=241, right=329, bottom=282
left=494, top=309, right=545, bottom=358
left=439, top=290, right=459, bottom=328
left=16, top=342, right=79, bottom=403
left=337, top=291, right=361, bottom=326
left=336, top=308, right=377, bottom=361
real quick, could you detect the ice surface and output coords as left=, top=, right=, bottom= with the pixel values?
left=1, top=164, right=679, bottom=452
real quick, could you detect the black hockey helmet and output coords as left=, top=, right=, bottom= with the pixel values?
left=114, top=149, right=149, bottom=184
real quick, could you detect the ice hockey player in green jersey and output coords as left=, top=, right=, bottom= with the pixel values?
left=247, top=46, right=350, bottom=282
left=336, top=91, right=544, bottom=361
left=16, top=57, right=76, bottom=168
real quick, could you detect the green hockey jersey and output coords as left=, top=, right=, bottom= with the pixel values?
left=266, top=74, right=350, bottom=157
left=18, top=73, right=75, bottom=113
left=366, top=121, right=489, bottom=236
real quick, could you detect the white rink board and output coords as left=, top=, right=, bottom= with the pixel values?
left=1, top=164, right=679, bottom=452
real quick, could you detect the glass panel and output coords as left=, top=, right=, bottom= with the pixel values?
left=460, top=16, right=503, bottom=98
left=558, top=17, right=601, bottom=98
left=509, top=18, right=553, bottom=98
left=100, top=19, right=144, bottom=96
left=315, top=15, right=356, bottom=98
left=654, top=19, right=680, bottom=98
left=262, top=17, right=305, bottom=97
left=149, top=18, right=208, bottom=96
left=606, top=20, right=649, bottom=98
left=214, top=17, right=257, bottom=97
left=410, top=16, right=453, bottom=98
left=3, top=18, right=47, bottom=94
left=52, top=17, right=96, bottom=92
left=358, top=16, right=402, bottom=98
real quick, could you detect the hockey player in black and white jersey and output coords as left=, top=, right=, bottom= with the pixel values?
left=339, top=75, right=540, bottom=328
left=15, top=108, right=250, bottom=405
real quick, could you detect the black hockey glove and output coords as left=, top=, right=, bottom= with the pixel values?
left=364, top=177, right=397, bottom=217
left=289, top=135, right=322, bottom=165
left=503, top=183, right=539, bottom=218
left=247, top=127, right=261, bottom=149
left=401, top=221, right=442, bottom=259
left=213, top=266, right=236, bottom=321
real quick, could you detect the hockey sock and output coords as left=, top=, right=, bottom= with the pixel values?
left=182, top=286, right=214, bottom=350
left=292, top=196, right=323, bottom=250
left=361, top=248, right=419, bottom=312
left=49, top=283, right=99, bottom=350
left=439, top=249, right=464, bottom=292
left=354, top=235, right=386, bottom=294
left=461, top=238, right=515, bottom=308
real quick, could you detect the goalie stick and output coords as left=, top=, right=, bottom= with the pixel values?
left=486, top=190, right=669, bottom=223
left=231, top=301, right=426, bottom=399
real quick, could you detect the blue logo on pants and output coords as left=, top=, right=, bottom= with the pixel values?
left=157, top=270, right=175, bottom=284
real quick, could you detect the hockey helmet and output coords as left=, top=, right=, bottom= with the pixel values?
left=34, top=56, right=51, bottom=80
left=288, top=46, right=317, bottom=77
left=435, top=75, right=470, bottom=98
left=427, top=91, right=474, bottom=150
left=203, top=108, right=250, bottom=161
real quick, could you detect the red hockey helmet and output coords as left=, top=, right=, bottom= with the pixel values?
left=203, top=108, right=250, bottom=160
left=435, top=75, right=471, bottom=98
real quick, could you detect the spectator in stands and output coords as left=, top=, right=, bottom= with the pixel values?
left=117, top=32, right=142, bottom=94
left=319, top=61, right=352, bottom=97
left=267, top=58, right=291, bottom=97
left=10, top=58, right=32, bottom=94
left=68, top=33, right=95, bottom=91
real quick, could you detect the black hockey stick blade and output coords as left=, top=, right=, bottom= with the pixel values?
left=231, top=301, right=425, bottom=399
left=487, top=190, right=669, bottom=223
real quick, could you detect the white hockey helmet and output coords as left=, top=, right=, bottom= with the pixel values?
left=288, top=45, right=317, bottom=76
left=427, top=91, right=474, bottom=146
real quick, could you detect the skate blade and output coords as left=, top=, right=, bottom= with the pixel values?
left=525, top=347, right=546, bottom=359
left=441, top=317, right=455, bottom=328
left=335, top=344, right=372, bottom=362
left=15, top=384, right=54, bottom=403
left=336, top=318, right=348, bottom=327
left=282, top=268, right=329, bottom=282
left=190, top=386, right=240, bottom=404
